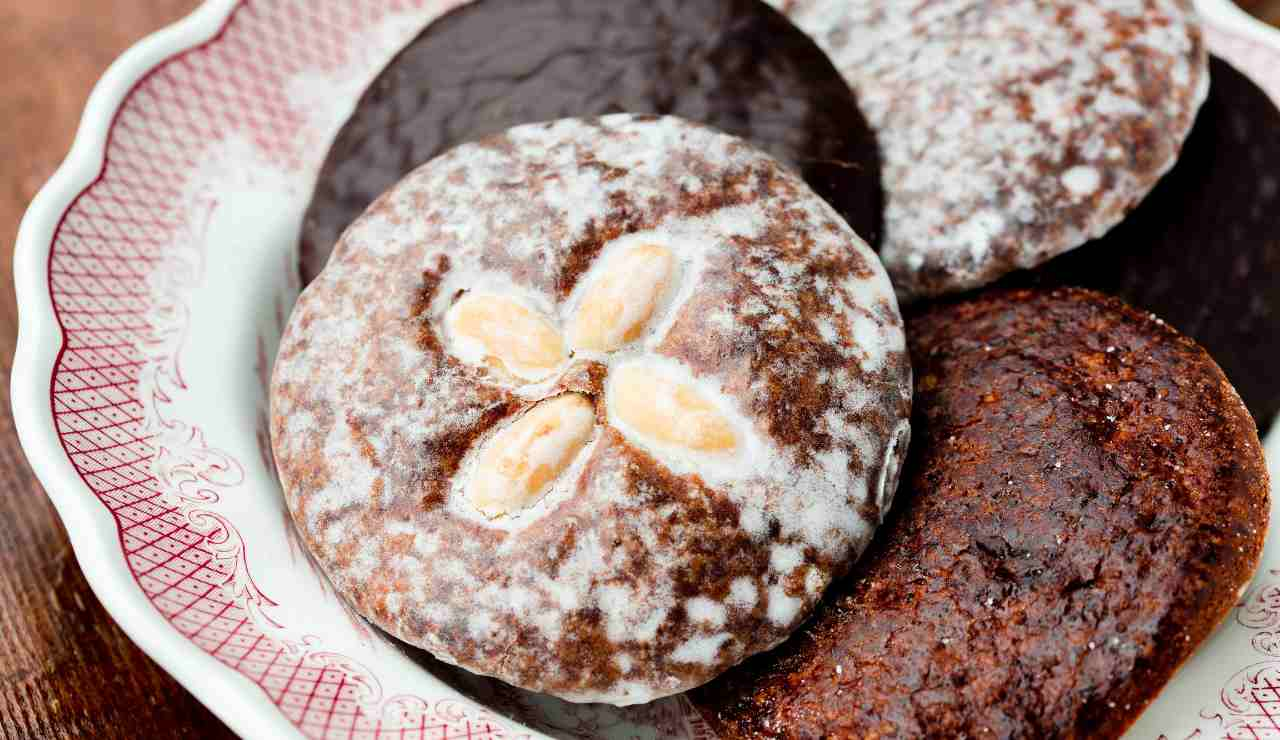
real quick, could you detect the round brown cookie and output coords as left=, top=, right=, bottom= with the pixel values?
left=299, top=0, right=882, bottom=285
left=1020, top=57, right=1280, bottom=433
left=692, top=287, right=1268, bottom=738
left=771, top=0, right=1208, bottom=301
left=271, top=115, right=912, bottom=705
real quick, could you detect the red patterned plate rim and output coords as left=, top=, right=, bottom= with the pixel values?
left=9, top=1, right=1280, bottom=739
left=11, top=5, right=305, bottom=737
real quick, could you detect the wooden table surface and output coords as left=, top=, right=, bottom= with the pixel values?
left=1, top=1, right=1279, bottom=739
left=0, top=3, right=239, bottom=738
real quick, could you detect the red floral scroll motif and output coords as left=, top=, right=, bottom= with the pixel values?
left=46, top=1, right=515, bottom=736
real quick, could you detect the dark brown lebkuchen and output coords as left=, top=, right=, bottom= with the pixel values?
left=693, top=287, right=1269, bottom=739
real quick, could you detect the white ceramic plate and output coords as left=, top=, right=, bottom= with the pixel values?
left=12, top=1, right=1280, bottom=737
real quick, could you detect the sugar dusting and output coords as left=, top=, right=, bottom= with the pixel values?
left=771, top=0, right=1208, bottom=300
left=270, top=115, right=911, bottom=705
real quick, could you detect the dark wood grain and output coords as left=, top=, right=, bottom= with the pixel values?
left=1239, top=0, right=1280, bottom=25
left=0, top=3, right=235, bottom=738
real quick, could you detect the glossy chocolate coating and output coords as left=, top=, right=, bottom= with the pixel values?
left=1024, top=57, right=1280, bottom=430
left=693, top=288, right=1268, bottom=739
left=300, top=0, right=881, bottom=284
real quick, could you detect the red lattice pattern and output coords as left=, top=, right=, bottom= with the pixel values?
left=47, top=3, right=1280, bottom=738
left=47, top=1, right=504, bottom=737
left=1228, top=677, right=1280, bottom=739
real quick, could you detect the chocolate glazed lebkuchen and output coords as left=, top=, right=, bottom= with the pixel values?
left=693, top=288, right=1269, bottom=739
left=299, top=0, right=882, bottom=284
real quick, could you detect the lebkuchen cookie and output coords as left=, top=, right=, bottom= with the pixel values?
left=270, top=114, right=912, bottom=705
left=771, top=0, right=1209, bottom=301
left=693, top=288, right=1269, bottom=738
